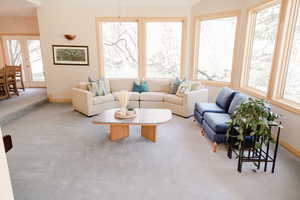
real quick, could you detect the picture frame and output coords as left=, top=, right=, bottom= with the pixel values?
left=52, top=45, right=89, bottom=66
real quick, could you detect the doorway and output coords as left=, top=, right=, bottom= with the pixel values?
left=2, top=36, right=46, bottom=88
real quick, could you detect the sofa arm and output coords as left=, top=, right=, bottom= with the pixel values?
left=72, top=88, right=93, bottom=116
left=183, top=88, right=209, bottom=116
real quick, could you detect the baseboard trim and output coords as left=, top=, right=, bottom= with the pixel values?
left=48, top=97, right=72, bottom=103
left=280, top=140, right=300, bottom=159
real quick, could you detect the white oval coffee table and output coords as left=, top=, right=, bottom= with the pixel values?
left=92, top=108, right=172, bottom=142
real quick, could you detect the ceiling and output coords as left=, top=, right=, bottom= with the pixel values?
left=0, top=0, right=201, bottom=16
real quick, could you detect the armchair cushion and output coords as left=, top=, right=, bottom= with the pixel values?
left=195, top=103, right=225, bottom=115
left=164, top=94, right=183, bottom=105
left=215, top=87, right=236, bottom=112
left=93, top=94, right=114, bottom=105
left=203, top=112, right=231, bottom=133
left=228, top=93, right=249, bottom=114
left=203, top=121, right=227, bottom=143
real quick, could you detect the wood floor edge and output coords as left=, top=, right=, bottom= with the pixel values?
left=48, top=97, right=72, bottom=103
left=280, top=140, right=300, bottom=159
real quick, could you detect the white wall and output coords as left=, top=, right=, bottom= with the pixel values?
left=37, top=4, right=192, bottom=100
left=0, top=128, right=14, bottom=200
left=0, top=16, right=39, bottom=34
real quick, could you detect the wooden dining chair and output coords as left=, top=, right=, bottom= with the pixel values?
left=5, top=65, right=25, bottom=91
left=0, top=68, right=9, bottom=99
left=5, top=66, right=19, bottom=96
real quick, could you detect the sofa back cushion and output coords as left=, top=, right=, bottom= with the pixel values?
left=215, top=87, right=236, bottom=112
left=170, top=78, right=185, bottom=94
left=145, top=79, right=171, bottom=93
left=109, top=78, right=137, bottom=93
left=228, top=93, right=249, bottom=114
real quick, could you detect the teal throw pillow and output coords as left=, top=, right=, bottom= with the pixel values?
left=132, top=81, right=149, bottom=93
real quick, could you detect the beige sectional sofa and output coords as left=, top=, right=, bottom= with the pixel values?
left=72, top=78, right=208, bottom=118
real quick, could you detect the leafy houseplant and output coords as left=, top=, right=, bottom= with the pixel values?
left=226, top=98, right=281, bottom=149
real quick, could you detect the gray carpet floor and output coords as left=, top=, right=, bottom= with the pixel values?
left=0, top=88, right=47, bottom=126
left=2, top=103, right=300, bottom=200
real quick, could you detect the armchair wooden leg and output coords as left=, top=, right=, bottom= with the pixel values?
left=212, top=142, right=218, bottom=153
left=200, top=127, right=205, bottom=136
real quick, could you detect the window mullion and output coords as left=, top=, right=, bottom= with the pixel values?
left=138, top=18, right=145, bottom=79
left=243, top=12, right=257, bottom=88
left=267, top=1, right=288, bottom=100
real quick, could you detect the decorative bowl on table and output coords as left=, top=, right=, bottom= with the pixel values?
left=114, top=109, right=136, bottom=119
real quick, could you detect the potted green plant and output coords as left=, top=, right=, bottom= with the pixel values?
left=226, top=98, right=281, bottom=149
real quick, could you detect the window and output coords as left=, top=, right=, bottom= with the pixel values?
left=243, top=3, right=281, bottom=94
left=275, top=0, right=300, bottom=106
left=194, top=14, right=238, bottom=83
left=101, top=21, right=138, bottom=78
left=145, top=22, right=183, bottom=78
left=27, top=40, right=45, bottom=81
left=6, top=40, right=23, bottom=66
left=97, top=18, right=186, bottom=79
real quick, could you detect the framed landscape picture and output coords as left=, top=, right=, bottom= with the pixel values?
left=52, top=45, right=89, bottom=65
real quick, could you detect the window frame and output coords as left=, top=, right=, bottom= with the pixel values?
left=96, top=17, right=187, bottom=79
left=192, top=10, right=241, bottom=87
left=96, top=17, right=141, bottom=78
left=240, top=0, right=282, bottom=98
left=143, top=18, right=187, bottom=79
left=269, top=0, right=300, bottom=114
left=241, top=0, right=300, bottom=115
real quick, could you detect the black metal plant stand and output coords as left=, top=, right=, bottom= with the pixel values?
left=227, top=122, right=281, bottom=173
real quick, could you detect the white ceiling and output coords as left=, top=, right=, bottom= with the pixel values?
left=0, top=0, right=201, bottom=16
left=41, top=0, right=201, bottom=7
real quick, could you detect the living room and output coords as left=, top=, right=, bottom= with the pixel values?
left=1, top=0, right=300, bottom=199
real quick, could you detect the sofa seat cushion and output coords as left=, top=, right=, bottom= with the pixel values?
left=195, top=103, right=225, bottom=115
left=140, top=92, right=166, bottom=102
left=203, top=112, right=231, bottom=133
left=93, top=94, right=114, bottom=105
left=164, top=94, right=183, bottom=105
left=113, top=92, right=140, bottom=101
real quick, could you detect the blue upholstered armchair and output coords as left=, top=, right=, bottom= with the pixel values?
left=194, top=87, right=248, bottom=152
